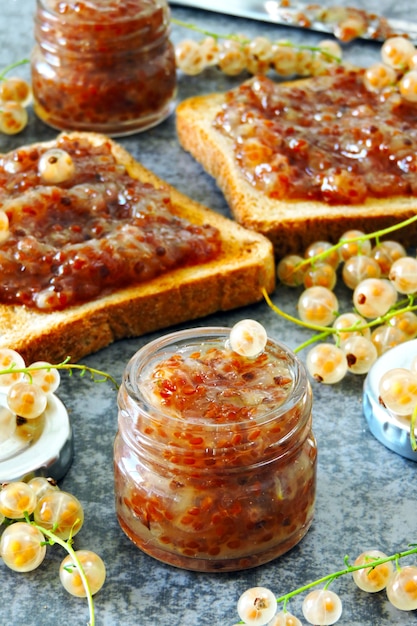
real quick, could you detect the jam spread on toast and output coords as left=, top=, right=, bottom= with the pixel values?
left=0, top=136, right=221, bottom=310
left=214, top=66, right=417, bottom=205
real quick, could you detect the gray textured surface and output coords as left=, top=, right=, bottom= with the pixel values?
left=0, top=1, right=416, bottom=625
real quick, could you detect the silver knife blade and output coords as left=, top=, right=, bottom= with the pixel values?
left=169, top=1, right=417, bottom=44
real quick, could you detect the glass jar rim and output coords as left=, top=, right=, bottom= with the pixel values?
left=37, top=0, right=167, bottom=25
left=123, top=326, right=310, bottom=431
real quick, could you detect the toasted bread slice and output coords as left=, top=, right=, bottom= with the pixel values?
left=0, top=132, right=275, bottom=364
left=176, top=76, right=417, bottom=258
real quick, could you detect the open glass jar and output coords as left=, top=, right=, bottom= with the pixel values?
left=31, top=0, right=177, bottom=136
left=114, top=327, right=317, bottom=572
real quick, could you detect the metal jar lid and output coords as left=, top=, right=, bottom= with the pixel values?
left=0, top=392, right=73, bottom=483
left=363, top=339, right=417, bottom=462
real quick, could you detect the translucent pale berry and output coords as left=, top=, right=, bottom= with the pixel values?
left=0, top=406, right=16, bottom=443
left=332, top=312, right=370, bottom=343
left=371, top=324, right=407, bottom=356
left=386, top=565, right=417, bottom=610
left=38, top=148, right=75, bottom=184
left=175, top=39, right=206, bottom=75
left=199, top=36, right=220, bottom=67
left=363, top=62, right=397, bottom=92
left=302, top=588, right=342, bottom=625
left=268, top=611, right=303, bottom=626
left=237, top=587, right=277, bottom=626
left=303, top=263, right=337, bottom=290
left=399, top=69, right=417, bottom=102
left=353, top=278, right=397, bottom=318
left=229, top=319, right=268, bottom=358
left=389, top=256, right=417, bottom=294
left=338, top=230, right=371, bottom=262
left=28, top=476, right=59, bottom=501
left=306, top=343, right=348, bottom=384
left=370, top=240, right=406, bottom=277
left=34, top=490, right=84, bottom=539
left=381, top=36, right=416, bottom=69
left=304, top=241, right=340, bottom=269
left=218, top=40, right=246, bottom=76
left=0, top=481, right=37, bottom=518
left=0, top=76, right=32, bottom=105
left=245, top=37, right=273, bottom=75
left=0, top=101, right=28, bottom=134
left=0, top=522, right=46, bottom=572
left=271, top=42, right=298, bottom=76
left=24, top=361, right=60, bottom=394
left=379, top=367, right=417, bottom=416
left=389, top=311, right=417, bottom=340
left=0, top=348, right=26, bottom=389
left=277, top=254, right=306, bottom=286
left=7, top=382, right=48, bottom=419
left=298, top=286, right=339, bottom=326
left=342, top=336, right=378, bottom=374
left=59, top=550, right=106, bottom=597
left=352, top=550, right=394, bottom=592
left=342, top=255, right=381, bottom=290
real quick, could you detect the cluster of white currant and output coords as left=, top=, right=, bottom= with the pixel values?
left=364, top=35, right=417, bottom=102
left=0, top=477, right=105, bottom=625
left=0, top=61, right=31, bottom=135
left=274, top=221, right=417, bottom=386
left=234, top=545, right=417, bottom=625
left=174, top=25, right=342, bottom=78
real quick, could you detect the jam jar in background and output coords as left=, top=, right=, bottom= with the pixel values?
left=31, top=0, right=177, bottom=136
left=114, top=326, right=317, bottom=572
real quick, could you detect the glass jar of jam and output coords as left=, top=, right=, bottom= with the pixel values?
left=114, top=326, right=317, bottom=572
left=31, top=0, right=177, bottom=136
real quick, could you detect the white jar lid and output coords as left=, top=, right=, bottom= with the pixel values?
left=363, top=339, right=417, bottom=462
left=0, top=392, right=73, bottom=482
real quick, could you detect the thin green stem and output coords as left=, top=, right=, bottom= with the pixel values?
left=171, top=18, right=341, bottom=62
left=25, top=514, right=95, bottom=626
left=274, top=545, right=417, bottom=606
left=0, top=357, right=119, bottom=390
left=0, top=59, right=29, bottom=81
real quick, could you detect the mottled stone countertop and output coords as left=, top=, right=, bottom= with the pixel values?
left=0, top=1, right=416, bottom=625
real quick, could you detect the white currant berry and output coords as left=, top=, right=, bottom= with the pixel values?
left=381, top=36, right=416, bottom=70
left=298, top=286, right=339, bottom=326
left=388, top=311, right=417, bottom=339
left=302, top=588, right=342, bottom=625
left=332, top=312, right=371, bottom=343
left=7, top=381, right=48, bottom=419
left=268, top=612, right=303, bottom=626
left=59, top=550, right=106, bottom=597
left=237, top=587, right=277, bottom=626
left=352, top=550, right=394, bottom=592
left=24, top=361, right=60, bottom=394
left=277, top=254, right=306, bottom=286
left=34, top=490, right=84, bottom=540
left=342, top=255, right=381, bottom=290
left=303, top=263, right=337, bottom=290
left=0, top=521, right=46, bottom=572
left=371, top=324, right=406, bottom=356
left=304, top=240, right=340, bottom=269
left=0, top=348, right=26, bottom=389
left=370, top=240, right=406, bottom=277
left=175, top=39, right=207, bottom=75
left=0, top=481, right=37, bottom=518
left=389, top=256, right=417, bottom=294
left=353, top=278, right=397, bottom=318
left=229, top=319, right=267, bottom=358
left=0, top=76, right=32, bottom=106
left=38, top=148, right=75, bottom=184
left=306, top=343, right=348, bottom=384
left=379, top=367, right=417, bottom=416
left=0, top=101, right=28, bottom=134
left=363, top=62, right=397, bottom=92
left=342, top=335, right=378, bottom=374
left=386, top=565, right=417, bottom=610
left=218, top=39, right=246, bottom=75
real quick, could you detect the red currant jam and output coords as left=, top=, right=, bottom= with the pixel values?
left=114, top=328, right=317, bottom=572
left=31, top=0, right=177, bottom=135
left=214, top=66, right=417, bottom=204
left=0, top=135, right=221, bottom=310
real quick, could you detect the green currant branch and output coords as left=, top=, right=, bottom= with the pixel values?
left=0, top=59, right=29, bottom=82
left=24, top=512, right=96, bottom=626
left=171, top=18, right=342, bottom=63
left=236, top=545, right=417, bottom=623
left=0, top=357, right=119, bottom=390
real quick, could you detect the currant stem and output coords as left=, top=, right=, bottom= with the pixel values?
left=0, top=357, right=119, bottom=390
left=24, top=513, right=95, bottom=626
left=171, top=18, right=341, bottom=62
left=273, top=545, right=417, bottom=607
left=0, top=59, right=29, bottom=81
